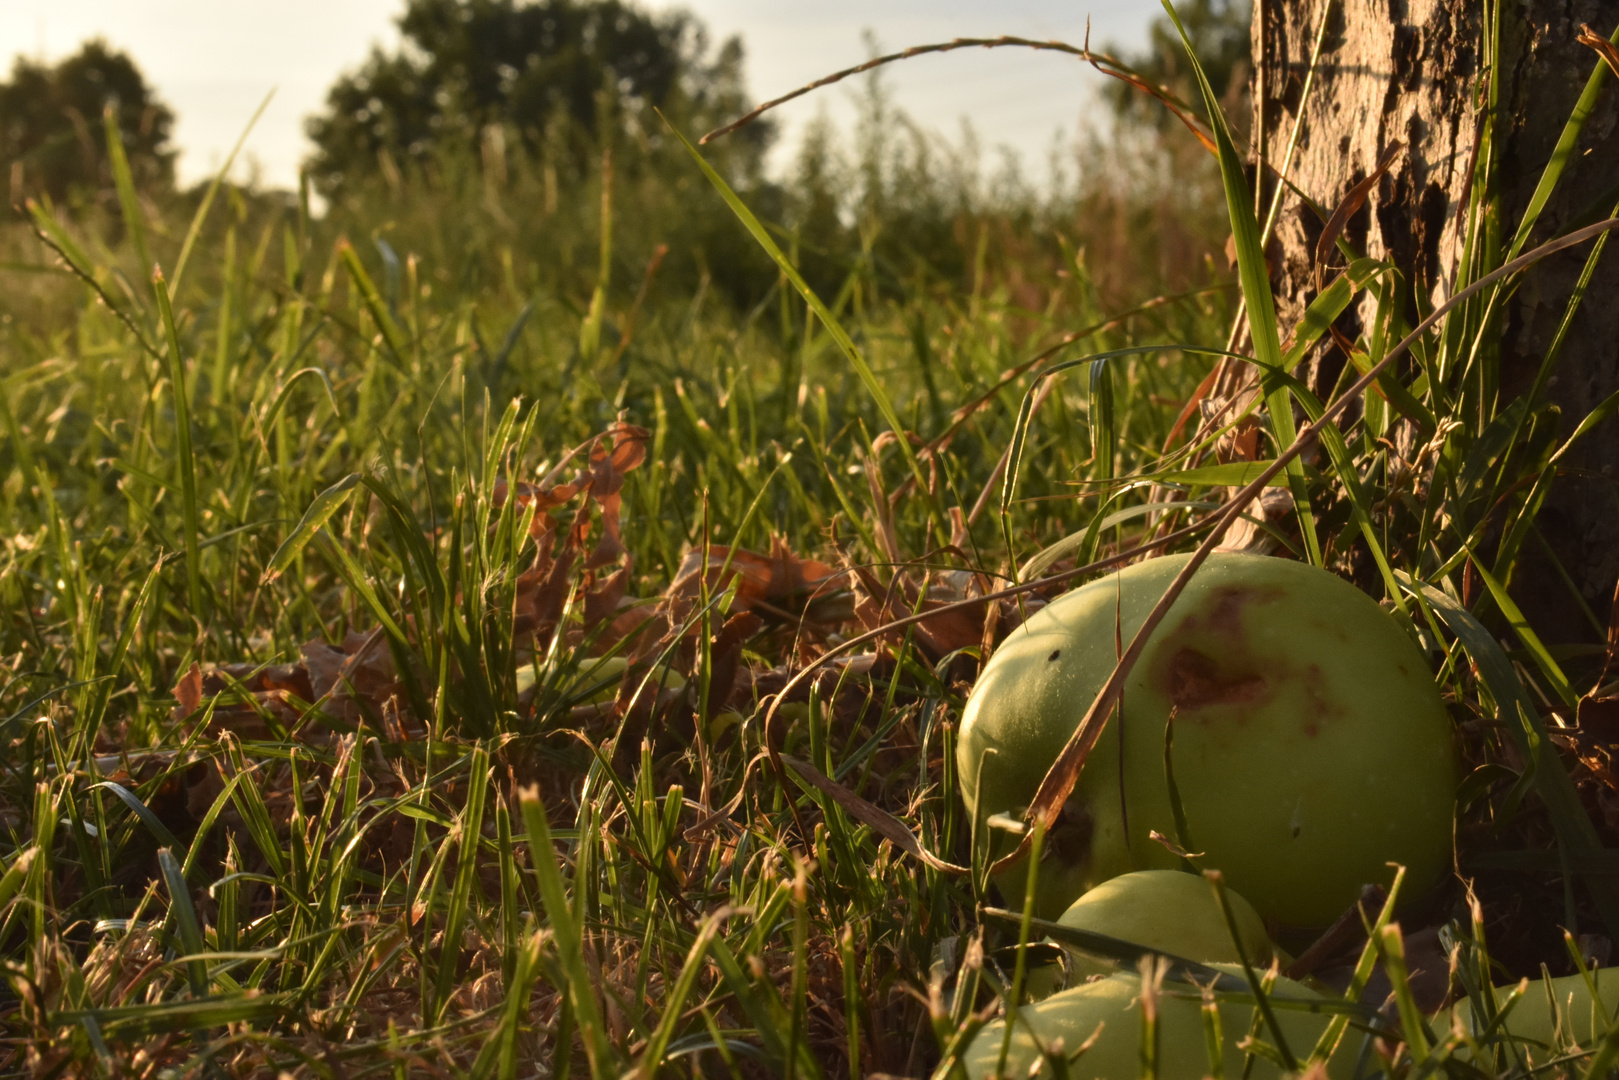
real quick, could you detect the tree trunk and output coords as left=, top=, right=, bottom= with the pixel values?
left=1253, top=0, right=1619, bottom=642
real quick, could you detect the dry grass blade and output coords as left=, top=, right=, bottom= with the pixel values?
left=26, top=204, right=162, bottom=360
left=736, top=518, right=1219, bottom=817
left=18, top=2, right=1612, bottom=1064
left=1313, top=141, right=1402, bottom=291
left=778, top=754, right=969, bottom=874
left=678, top=518, right=1227, bottom=840
left=895, top=285, right=1231, bottom=503
left=698, top=37, right=1212, bottom=151
left=989, top=215, right=1619, bottom=879
left=1578, top=23, right=1619, bottom=78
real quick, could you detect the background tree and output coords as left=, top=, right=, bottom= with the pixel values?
left=304, top=0, right=770, bottom=195
left=1107, top=0, right=1253, bottom=129
left=0, top=40, right=175, bottom=206
left=1250, top=2, right=1619, bottom=641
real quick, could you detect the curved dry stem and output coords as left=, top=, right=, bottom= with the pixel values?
left=699, top=36, right=1211, bottom=150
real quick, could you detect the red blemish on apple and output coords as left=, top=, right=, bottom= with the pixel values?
left=1161, top=648, right=1269, bottom=710
left=1202, top=585, right=1284, bottom=635
left=1153, top=585, right=1280, bottom=712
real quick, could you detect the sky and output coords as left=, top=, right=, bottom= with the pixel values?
left=0, top=0, right=1167, bottom=190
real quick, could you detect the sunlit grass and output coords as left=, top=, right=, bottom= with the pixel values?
left=1, top=5, right=1618, bottom=1074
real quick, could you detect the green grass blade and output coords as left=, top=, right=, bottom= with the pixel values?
left=182, top=770, right=246, bottom=879
left=666, top=118, right=947, bottom=545
left=221, top=738, right=287, bottom=879
left=1307, top=869, right=1403, bottom=1066
left=316, top=528, right=409, bottom=645
left=1161, top=0, right=1319, bottom=564
left=631, top=911, right=726, bottom=1078
left=1206, top=871, right=1296, bottom=1071
left=1277, top=260, right=1384, bottom=373
left=1001, top=344, right=1247, bottom=546
left=337, top=240, right=411, bottom=369
left=518, top=786, right=616, bottom=1076
left=61, top=994, right=285, bottom=1039
left=1405, top=577, right=1619, bottom=935
left=262, top=473, right=361, bottom=583
left=484, top=927, right=545, bottom=1080
left=1151, top=462, right=1292, bottom=487
left=1466, top=552, right=1576, bottom=709
left=153, top=267, right=204, bottom=619
left=171, top=90, right=275, bottom=297
left=1580, top=1012, right=1619, bottom=1080
left=103, top=104, right=153, bottom=276
left=159, top=848, right=210, bottom=998
left=1507, top=21, right=1619, bottom=260
left=1376, top=923, right=1431, bottom=1065
left=94, top=781, right=182, bottom=850
left=1089, top=357, right=1117, bottom=486
left=430, top=744, right=489, bottom=1023
left=78, top=559, right=161, bottom=749
left=0, top=847, right=37, bottom=911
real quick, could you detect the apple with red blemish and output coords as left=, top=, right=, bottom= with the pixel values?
left=958, top=552, right=1456, bottom=930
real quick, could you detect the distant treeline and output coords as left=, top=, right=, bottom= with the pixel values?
left=1, top=0, right=1249, bottom=316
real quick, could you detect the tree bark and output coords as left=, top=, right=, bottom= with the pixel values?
left=1254, top=0, right=1619, bottom=643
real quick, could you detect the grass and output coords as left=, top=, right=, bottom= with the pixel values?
left=1, top=3, right=1619, bottom=1076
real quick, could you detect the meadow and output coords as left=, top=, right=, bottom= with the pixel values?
left=1, top=10, right=1618, bottom=1078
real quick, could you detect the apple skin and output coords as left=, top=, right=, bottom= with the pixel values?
left=963, top=959, right=1615, bottom=1077
left=958, top=552, right=1456, bottom=929
left=1448, top=968, right=1619, bottom=1060
left=1057, top=870, right=1273, bottom=973
left=962, top=964, right=1347, bottom=1080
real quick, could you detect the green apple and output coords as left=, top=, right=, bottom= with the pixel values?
left=963, top=959, right=1617, bottom=1078
left=1448, top=967, right=1619, bottom=1061
left=1057, top=870, right=1273, bottom=974
left=961, top=964, right=1348, bottom=1080
left=958, top=552, right=1456, bottom=929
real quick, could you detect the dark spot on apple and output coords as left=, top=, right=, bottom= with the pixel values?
left=1043, top=799, right=1094, bottom=864
left=1300, top=664, right=1342, bottom=733
left=1048, top=649, right=1062, bottom=662
left=1151, top=584, right=1283, bottom=714
left=1291, top=824, right=1301, bottom=838
left=1161, top=648, right=1269, bottom=710
left=1203, top=585, right=1285, bottom=635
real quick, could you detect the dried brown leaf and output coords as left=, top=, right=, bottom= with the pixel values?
left=583, top=561, right=633, bottom=629
left=703, top=611, right=764, bottom=719
left=847, top=564, right=990, bottom=659
left=668, top=537, right=843, bottom=615
left=171, top=662, right=203, bottom=722
left=1579, top=24, right=1619, bottom=79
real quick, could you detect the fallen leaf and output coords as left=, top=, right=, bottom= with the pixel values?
left=583, top=561, right=633, bottom=629
left=846, top=563, right=997, bottom=660
left=171, top=662, right=203, bottom=723
left=668, top=535, right=843, bottom=616
left=702, top=611, right=764, bottom=719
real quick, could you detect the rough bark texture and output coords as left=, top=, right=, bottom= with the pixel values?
left=1256, top=0, right=1619, bottom=642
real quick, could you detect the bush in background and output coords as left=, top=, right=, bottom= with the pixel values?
left=0, top=39, right=176, bottom=207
